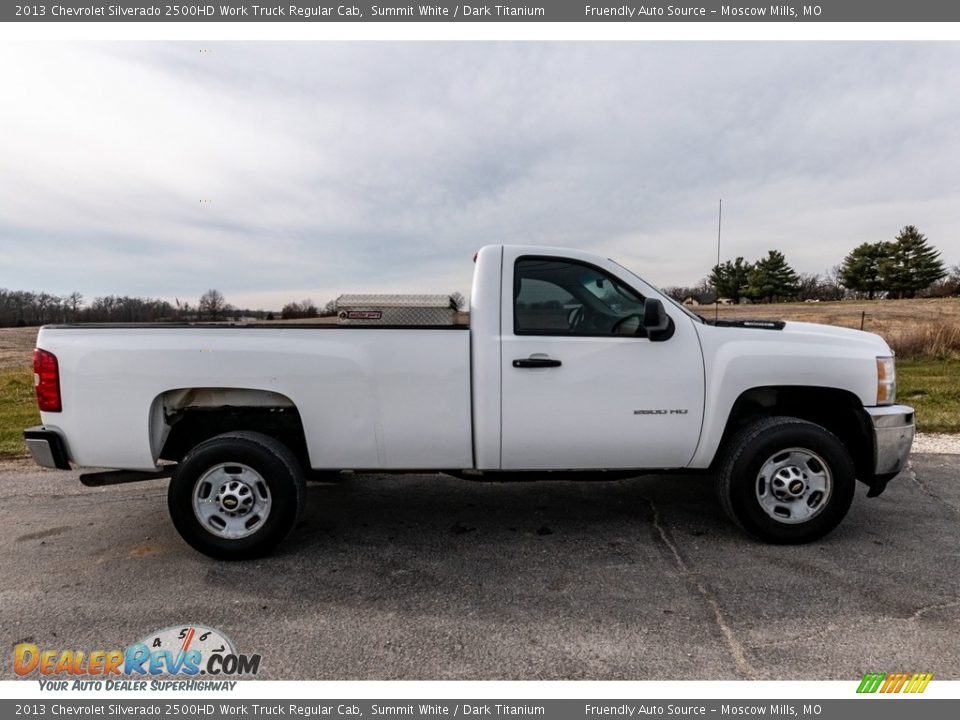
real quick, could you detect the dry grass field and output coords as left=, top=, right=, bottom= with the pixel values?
left=1, top=300, right=957, bottom=457
left=701, top=299, right=960, bottom=434
left=695, top=297, right=960, bottom=360
left=0, top=327, right=40, bottom=456
left=0, top=326, right=37, bottom=370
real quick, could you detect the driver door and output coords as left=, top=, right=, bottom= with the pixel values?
left=499, top=253, right=705, bottom=470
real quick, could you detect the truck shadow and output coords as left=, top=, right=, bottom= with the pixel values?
left=197, top=468, right=932, bottom=612
left=200, top=474, right=734, bottom=599
left=293, top=472, right=726, bottom=548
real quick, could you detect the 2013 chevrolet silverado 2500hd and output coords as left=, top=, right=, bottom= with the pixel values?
left=24, top=245, right=915, bottom=559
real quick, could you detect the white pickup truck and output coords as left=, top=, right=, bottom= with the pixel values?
left=25, top=245, right=914, bottom=559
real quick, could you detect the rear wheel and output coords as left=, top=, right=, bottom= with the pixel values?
left=168, top=431, right=305, bottom=559
left=718, top=417, right=855, bottom=544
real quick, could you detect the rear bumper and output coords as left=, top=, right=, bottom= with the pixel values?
left=865, top=405, right=915, bottom=478
left=23, top=427, right=71, bottom=470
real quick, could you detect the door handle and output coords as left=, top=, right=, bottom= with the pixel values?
left=513, top=357, right=562, bottom=368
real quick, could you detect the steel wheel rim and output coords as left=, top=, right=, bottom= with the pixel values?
left=191, top=462, right=272, bottom=539
left=755, top=447, right=833, bottom=525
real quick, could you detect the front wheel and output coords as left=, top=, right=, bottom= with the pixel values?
left=718, top=417, right=856, bottom=544
left=168, top=431, right=305, bottom=559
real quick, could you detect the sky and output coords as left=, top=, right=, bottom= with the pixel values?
left=1, top=42, right=958, bottom=310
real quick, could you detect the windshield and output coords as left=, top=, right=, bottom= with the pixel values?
left=578, top=272, right=645, bottom=315
left=609, top=259, right=705, bottom=324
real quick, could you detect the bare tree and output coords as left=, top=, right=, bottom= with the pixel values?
left=280, top=299, right=319, bottom=320
left=198, top=289, right=227, bottom=320
left=49, top=295, right=64, bottom=323
left=300, top=299, right=318, bottom=318
left=36, top=292, right=53, bottom=324
left=67, top=292, right=83, bottom=320
left=321, top=299, right=338, bottom=317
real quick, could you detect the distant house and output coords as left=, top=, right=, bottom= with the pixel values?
left=682, top=292, right=737, bottom=306
left=681, top=291, right=732, bottom=306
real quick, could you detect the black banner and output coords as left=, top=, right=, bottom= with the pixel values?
left=2, top=700, right=959, bottom=719
left=5, top=1, right=960, bottom=23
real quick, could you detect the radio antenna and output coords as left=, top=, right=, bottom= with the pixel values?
left=715, top=198, right=722, bottom=323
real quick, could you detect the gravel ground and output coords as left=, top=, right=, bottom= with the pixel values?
left=913, top=433, right=960, bottom=454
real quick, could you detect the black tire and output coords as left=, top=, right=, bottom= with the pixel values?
left=168, top=431, right=305, bottom=560
left=717, top=416, right=856, bottom=544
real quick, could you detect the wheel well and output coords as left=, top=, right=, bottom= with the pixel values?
left=718, top=386, right=874, bottom=482
left=154, top=388, right=309, bottom=469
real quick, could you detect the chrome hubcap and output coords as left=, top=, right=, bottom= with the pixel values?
left=192, top=463, right=271, bottom=539
left=756, top=448, right=832, bottom=524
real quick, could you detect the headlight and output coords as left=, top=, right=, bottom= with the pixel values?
left=876, top=356, right=896, bottom=405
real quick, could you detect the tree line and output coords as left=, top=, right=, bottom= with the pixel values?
left=1, top=287, right=468, bottom=327
left=0, top=288, right=272, bottom=327
left=666, top=225, right=958, bottom=304
left=5, top=227, right=949, bottom=327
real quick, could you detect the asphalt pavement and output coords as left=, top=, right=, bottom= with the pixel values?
left=1, top=454, right=958, bottom=680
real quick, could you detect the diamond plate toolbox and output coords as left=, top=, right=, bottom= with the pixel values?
left=336, top=294, right=460, bottom=326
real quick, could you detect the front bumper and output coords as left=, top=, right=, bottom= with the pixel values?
left=23, top=427, right=71, bottom=470
left=865, top=405, right=915, bottom=480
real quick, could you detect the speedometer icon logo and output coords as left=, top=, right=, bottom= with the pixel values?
left=138, top=625, right=237, bottom=660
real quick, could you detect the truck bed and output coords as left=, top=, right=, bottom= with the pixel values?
left=36, top=325, right=474, bottom=471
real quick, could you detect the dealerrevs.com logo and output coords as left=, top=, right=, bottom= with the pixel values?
left=14, top=625, right=260, bottom=691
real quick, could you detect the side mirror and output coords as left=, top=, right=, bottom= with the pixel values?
left=643, top=298, right=670, bottom=334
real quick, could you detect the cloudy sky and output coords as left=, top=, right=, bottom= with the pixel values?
left=1, top=42, right=958, bottom=309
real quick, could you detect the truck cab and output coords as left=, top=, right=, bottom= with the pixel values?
left=471, top=245, right=706, bottom=471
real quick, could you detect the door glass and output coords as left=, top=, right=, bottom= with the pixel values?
left=514, top=258, right=645, bottom=336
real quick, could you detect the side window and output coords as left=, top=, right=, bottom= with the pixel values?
left=513, top=258, right=645, bottom=336
left=514, top=276, right=577, bottom=333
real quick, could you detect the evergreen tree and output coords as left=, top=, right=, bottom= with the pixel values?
left=879, top=225, right=947, bottom=299
left=838, top=242, right=889, bottom=299
left=709, top=257, right=752, bottom=304
left=746, top=250, right=800, bottom=302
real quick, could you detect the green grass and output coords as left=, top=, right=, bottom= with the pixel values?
left=0, top=359, right=956, bottom=460
left=0, top=367, right=39, bottom=458
left=898, top=360, right=960, bottom=434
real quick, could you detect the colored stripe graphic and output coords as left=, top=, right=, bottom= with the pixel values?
left=881, top=672, right=896, bottom=693
left=857, top=673, right=886, bottom=693
left=911, top=673, right=934, bottom=693
left=857, top=672, right=933, bottom=694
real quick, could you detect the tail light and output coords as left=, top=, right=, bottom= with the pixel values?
left=34, top=349, right=62, bottom=412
